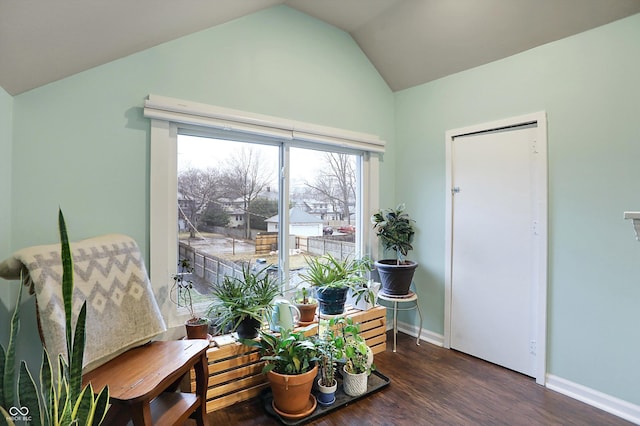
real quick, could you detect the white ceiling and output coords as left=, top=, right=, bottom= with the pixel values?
left=1, top=0, right=639, bottom=95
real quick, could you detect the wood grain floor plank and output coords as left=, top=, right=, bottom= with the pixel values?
left=196, top=331, right=632, bottom=425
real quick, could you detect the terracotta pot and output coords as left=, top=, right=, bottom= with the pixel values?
left=267, top=364, right=318, bottom=415
left=296, top=302, right=317, bottom=323
left=185, top=319, right=209, bottom=339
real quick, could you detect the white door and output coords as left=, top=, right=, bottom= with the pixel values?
left=450, top=125, right=538, bottom=377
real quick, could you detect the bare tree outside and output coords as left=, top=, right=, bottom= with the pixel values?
left=176, top=136, right=361, bottom=294
left=306, top=153, right=356, bottom=223
left=223, top=146, right=274, bottom=239
left=178, top=167, right=224, bottom=238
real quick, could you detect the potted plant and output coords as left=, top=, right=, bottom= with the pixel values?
left=333, top=317, right=375, bottom=397
left=292, top=286, right=318, bottom=324
left=371, top=204, right=418, bottom=295
left=300, top=253, right=372, bottom=315
left=171, top=258, right=209, bottom=339
left=314, top=326, right=338, bottom=406
left=207, top=263, right=280, bottom=339
left=242, top=329, right=319, bottom=419
left=347, top=279, right=380, bottom=311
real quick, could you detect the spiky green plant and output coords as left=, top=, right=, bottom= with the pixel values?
left=0, top=274, right=23, bottom=425
left=0, top=209, right=110, bottom=425
left=300, top=254, right=372, bottom=290
left=207, top=263, right=280, bottom=333
left=299, top=254, right=374, bottom=305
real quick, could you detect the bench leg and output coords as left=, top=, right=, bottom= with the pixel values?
left=130, top=401, right=152, bottom=425
left=192, top=351, right=208, bottom=426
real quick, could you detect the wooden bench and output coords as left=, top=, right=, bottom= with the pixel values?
left=84, top=339, right=209, bottom=425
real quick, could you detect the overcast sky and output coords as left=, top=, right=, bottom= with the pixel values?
left=177, top=135, right=326, bottom=191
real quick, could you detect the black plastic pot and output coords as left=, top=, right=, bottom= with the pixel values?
left=236, top=317, right=261, bottom=339
left=375, top=260, right=418, bottom=296
left=315, top=286, right=349, bottom=315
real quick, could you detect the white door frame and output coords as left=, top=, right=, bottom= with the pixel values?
left=444, top=111, right=548, bottom=385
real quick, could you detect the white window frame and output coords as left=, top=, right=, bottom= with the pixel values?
left=144, top=95, right=384, bottom=327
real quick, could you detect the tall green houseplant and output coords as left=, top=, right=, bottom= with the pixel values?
left=371, top=204, right=418, bottom=296
left=0, top=209, right=110, bottom=425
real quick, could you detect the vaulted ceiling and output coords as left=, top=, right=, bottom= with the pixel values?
left=1, top=0, right=639, bottom=95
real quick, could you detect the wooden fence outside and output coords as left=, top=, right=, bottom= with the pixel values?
left=178, top=234, right=356, bottom=288
left=179, top=242, right=246, bottom=286
left=255, top=232, right=278, bottom=254
left=305, top=235, right=355, bottom=260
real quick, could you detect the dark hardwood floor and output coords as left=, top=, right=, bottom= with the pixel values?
left=202, top=331, right=632, bottom=425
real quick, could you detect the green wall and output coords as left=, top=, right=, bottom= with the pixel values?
left=395, top=13, right=640, bottom=405
left=0, top=86, right=13, bottom=344
left=0, top=86, right=12, bottom=267
left=11, top=5, right=395, bottom=253
left=6, top=5, right=395, bottom=371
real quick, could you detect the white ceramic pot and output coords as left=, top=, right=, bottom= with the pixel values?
left=342, top=365, right=368, bottom=397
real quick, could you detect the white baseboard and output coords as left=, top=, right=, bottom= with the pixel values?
left=546, top=374, right=640, bottom=425
left=389, top=320, right=445, bottom=347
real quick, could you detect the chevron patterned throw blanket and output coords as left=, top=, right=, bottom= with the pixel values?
left=0, top=234, right=167, bottom=372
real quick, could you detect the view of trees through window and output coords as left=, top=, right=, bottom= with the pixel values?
left=177, top=135, right=360, bottom=297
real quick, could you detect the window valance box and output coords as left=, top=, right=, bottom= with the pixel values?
left=143, top=95, right=386, bottom=153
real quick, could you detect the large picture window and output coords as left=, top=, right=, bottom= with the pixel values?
left=144, top=95, right=384, bottom=326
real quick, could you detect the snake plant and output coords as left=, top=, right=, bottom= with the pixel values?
left=0, top=209, right=110, bottom=425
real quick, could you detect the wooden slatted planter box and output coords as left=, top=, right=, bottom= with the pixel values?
left=186, top=305, right=386, bottom=413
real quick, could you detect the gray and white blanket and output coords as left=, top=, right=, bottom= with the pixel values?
left=0, top=234, right=166, bottom=372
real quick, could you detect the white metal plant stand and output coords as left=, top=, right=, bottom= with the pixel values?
left=377, top=290, right=423, bottom=353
